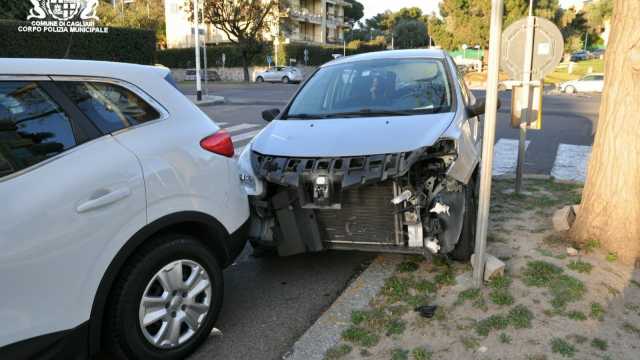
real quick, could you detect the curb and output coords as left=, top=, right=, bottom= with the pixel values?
left=188, top=95, right=226, bottom=106
left=283, top=255, right=403, bottom=360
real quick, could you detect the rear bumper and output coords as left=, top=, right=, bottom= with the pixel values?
left=226, top=216, right=251, bottom=262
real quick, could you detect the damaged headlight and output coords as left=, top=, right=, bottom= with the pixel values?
left=237, top=144, right=264, bottom=196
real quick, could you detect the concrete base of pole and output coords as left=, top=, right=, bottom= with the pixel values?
left=196, top=91, right=202, bottom=101
left=471, top=253, right=506, bottom=282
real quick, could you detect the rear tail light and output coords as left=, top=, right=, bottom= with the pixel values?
left=200, top=129, right=234, bottom=157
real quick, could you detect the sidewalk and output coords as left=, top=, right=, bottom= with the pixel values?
left=187, top=94, right=225, bottom=106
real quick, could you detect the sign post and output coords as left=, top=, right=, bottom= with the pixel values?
left=193, top=0, right=202, bottom=101
left=473, top=0, right=504, bottom=288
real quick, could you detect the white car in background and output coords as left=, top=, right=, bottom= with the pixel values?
left=255, top=66, right=304, bottom=84
left=0, top=58, right=249, bottom=359
left=560, top=73, right=604, bottom=94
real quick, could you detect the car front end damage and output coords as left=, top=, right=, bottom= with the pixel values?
left=238, top=131, right=479, bottom=259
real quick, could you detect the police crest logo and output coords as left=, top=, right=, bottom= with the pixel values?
left=21, top=0, right=107, bottom=33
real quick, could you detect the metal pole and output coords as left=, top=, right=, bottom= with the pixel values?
left=203, top=42, right=208, bottom=95
left=515, top=0, right=535, bottom=194
left=343, top=39, right=346, bottom=56
left=584, top=32, right=588, bottom=51
left=193, top=0, right=202, bottom=101
left=473, top=0, right=504, bottom=288
left=391, top=35, right=394, bottom=50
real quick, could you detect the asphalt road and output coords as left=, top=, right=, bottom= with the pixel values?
left=179, top=81, right=599, bottom=360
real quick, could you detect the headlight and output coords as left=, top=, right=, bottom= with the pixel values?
left=237, top=144, right=265, bottom=196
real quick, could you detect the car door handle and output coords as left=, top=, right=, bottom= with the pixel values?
left=76, top=187, right=131, bottom=213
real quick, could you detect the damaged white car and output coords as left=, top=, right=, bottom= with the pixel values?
left=238, top=49, right=491, bottom=261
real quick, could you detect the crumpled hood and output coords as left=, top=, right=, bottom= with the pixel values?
left=251, top=113, right=456, bottom=157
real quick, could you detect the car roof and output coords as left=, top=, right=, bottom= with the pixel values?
left=322, top=49, right=447, bottom=67
left=0, top=58, right=169, bottom=83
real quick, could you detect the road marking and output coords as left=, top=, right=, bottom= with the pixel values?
left=224, top=123, right=260, bottom=133
left=551, top=144, right=592, bottom=182
left=492, top=138, right=531, bottom=176
left=232, top=129, right=262, bottom=143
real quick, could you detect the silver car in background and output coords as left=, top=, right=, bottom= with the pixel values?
left=255, top=66, right=304, bottom=83
left=239, top=49, right=495, bottom=261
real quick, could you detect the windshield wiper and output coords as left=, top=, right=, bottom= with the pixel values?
left=284, top=113, right=328, bottom=119
left=323, top=109, right=423, bottom=118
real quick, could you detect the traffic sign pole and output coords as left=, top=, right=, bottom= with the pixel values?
left=473, top=0, right=504, bottom=288
left=193, top=0, right=202, bottom=101
left=515, top=1, right=535, bottom=194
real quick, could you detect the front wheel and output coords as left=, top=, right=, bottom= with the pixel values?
left=105, top=234, right=223, bottom=360
left=256, top=76, right=264, bottom=83
left=282, top=76, right=290, bottom=84
left=565, top=85, right=576, bottom=94
left=449, top=173, right=478, bottom=261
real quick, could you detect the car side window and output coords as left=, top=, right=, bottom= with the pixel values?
left=0, top=81, right=77, bottom=178
left=57, top=81, right=160, bottom=133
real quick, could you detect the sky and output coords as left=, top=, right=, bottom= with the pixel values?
left=359, top=0, right=587, bottom=22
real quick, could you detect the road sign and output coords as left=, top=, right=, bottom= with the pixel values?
left=500, top=16, right=564, bottom=80
left=511, top=82, right=543, bottom=130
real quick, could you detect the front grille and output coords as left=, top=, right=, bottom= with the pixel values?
left=315, top=181, right=399, bottom=245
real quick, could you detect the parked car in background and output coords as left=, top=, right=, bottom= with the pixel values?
left=255, top=66, right=304, bottom=83
left=560, top=73, right=605, bottom=93
left=0, top=58, right=249, bottom=359
left=591, top=48, right=606, bottom=59
left=570, top=50, right=590, bottom=62
left=239, top=49, right=493, bottom=261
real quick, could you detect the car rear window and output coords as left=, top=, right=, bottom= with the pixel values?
left=57, top=81, right=160, bottom=133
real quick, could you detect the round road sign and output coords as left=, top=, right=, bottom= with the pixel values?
left=500, top=16, right=564, bottom=80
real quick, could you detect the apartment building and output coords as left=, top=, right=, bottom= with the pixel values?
left=164, top=0, right=352, bottom=49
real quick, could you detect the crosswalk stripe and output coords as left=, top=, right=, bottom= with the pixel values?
left=232, top=129, right=262, bottom=143
left=492, top=138, right=530, bottom=176
left=551, top=144, right=591, bottom=182
left=223, top=123, right=260, bottom=133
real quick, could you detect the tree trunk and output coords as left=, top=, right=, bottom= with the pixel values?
left=569, top=0, right=640, bottom=264
left=241, top=50, right=250, bottom=82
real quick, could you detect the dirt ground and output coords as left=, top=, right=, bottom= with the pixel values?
left=324, top=179, right=640, bottom=360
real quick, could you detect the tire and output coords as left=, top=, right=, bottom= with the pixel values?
left=105, top=234, right=223, bottom=360
left=282, top=76, right=290, bottom=84
left=449, top=172, right=478, bottom=261
left=565, top=85, right=576, bottom=94
left=256, top=76, right=264, bottom=83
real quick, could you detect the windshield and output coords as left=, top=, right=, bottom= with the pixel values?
left=285, top=58, right=453, bottom=119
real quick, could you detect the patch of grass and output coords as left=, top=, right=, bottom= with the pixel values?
left=590, top=302, right=606, bottom=321
left=476, top=314, right=509, bottom=336
left=461, top=336, right=480, bottom=350
left=324, top=344, right=352, bottom=360
left=397, top=260, right=420, bottom=273
left=622, top=322, right=640, bottom=336
left=567, top=311, right=587, bottom=321
left=382, top=276, right=413, bottom=303
left=434, top=306, right=447, bottom=321
left=411, top=347, right=432, bottom=360
left=583, top=239, right=601, bottom=253
left=434, top=269, right=456, bottom=286
left=522, top=261, right=563, bottom=287
left=472, top=296, right=488, bottom=311
left=490, top=289, right=515, bottom=306
left=414, top=279, right=437, bottom=294
left=567, top=260, right=593, bottom=274
left=391, top=348, right=409, bottom=360
left=489, top=275, right=512, bottom=290
left=351, top=310, right=368, bottom=325
left=508, top=304, right=534, bottom=328
left=567, top=334, right=588, bottom=344
left=625, top=303, right=640, bottom=315
left=631, top=279, right=640, bottom=288
left=606, top=252, right=618, bottom=262
left=551, top=338, right=576, bottom=358
left=341, top=326, right=379, bottom=347
left=549, top=275, right=586, bottom=310
left=591, top=338, right=608, bottom=351
left=499, top=332, right=512, bottom=344
left=455, top=288, right=481, bottom=305
left=387, top=305, right=410, bottom=317
left=601, top=282, right=621, bottom=296
left=350, top=308, right=388, bottom=331
left=385, top=318, right=406, bottom=336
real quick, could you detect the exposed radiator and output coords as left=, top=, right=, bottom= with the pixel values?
left=315, top=181, right=401, bottom=245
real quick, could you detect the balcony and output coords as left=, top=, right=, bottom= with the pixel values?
left=289, top=7, right=323, bottom=24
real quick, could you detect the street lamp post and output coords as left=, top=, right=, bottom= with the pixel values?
left=193, top=0, right=202, bottom=101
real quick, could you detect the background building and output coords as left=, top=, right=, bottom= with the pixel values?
left=164, top=0, right=352, bottom=49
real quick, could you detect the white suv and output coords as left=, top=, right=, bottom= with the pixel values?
left=0, top=59, right=249, bottom=359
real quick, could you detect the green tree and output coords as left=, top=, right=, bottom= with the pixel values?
left=393, top=19, right=428, bottom=49
left=97, top=0, right=166, bottom=47
left=343, top=0, right=364, bottom=23
left=584, top=0, right=613, bottom=33
left=364, top=11, right=392, bottom=32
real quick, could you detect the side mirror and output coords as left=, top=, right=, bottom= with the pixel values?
left=261, top=108, right=280, bottom=122
left=467, top=97, right=501, bottom=117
